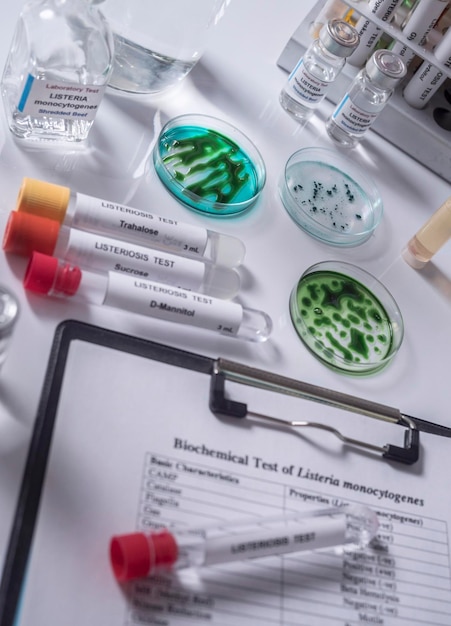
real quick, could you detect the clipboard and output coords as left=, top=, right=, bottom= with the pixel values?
left=0, top=319, right=448, bottom=626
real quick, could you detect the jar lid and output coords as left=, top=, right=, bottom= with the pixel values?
left=366, top=50, right=407, bottom=89
left=320, top=18, right=360, bottom=58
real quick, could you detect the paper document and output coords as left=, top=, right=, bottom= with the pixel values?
left=5, top=331, right=451, bottom=626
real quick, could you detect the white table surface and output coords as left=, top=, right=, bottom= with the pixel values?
left=0, top=0, right=450, bottom=572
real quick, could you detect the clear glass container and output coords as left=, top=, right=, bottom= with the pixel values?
left=1, top=0, right=114, bottom=142
left=99, top=0, right=230, bottom=94
left=326, top=50, right=406, bottom=148
left=280, top=18, right=359, bottom=123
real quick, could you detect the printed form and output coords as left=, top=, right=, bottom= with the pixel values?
left=11, top=341, right=451, bottom=625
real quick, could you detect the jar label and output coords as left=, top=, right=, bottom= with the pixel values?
left=331, top=95, right=379, bottom=135
left=286, top=60, right=328, bottom=104
left=17, top=74, right=106, bottom=122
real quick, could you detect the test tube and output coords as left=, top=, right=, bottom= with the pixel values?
left=348, top=0, right=404, bottom=68
left=3, top=211, right=240, bottom=300
left=402, top=195, right=451, bottom=268
left=110, top=505, right=379, bottom=582
left=15, top=178, right=246, bottom=268
left=24, top=252, right=272, bottom=343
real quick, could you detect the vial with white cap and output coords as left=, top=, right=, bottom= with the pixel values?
left=3, top=211, right=240, bottom=300
left=24, top=252, right=272, bottom=343
left=280, top=19, right=360, bottom=123
left=15, top=178, right=245, bottom=268
left=326, top=49, right=407, bottom=148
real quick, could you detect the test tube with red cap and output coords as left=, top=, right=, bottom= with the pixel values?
left=3, top=211, right=240, bottom=299
left=110, top=505, right=379, bottom=582
left=23, top=252, right=272, bottom=342
left=15, top=177, right=246, bottom=267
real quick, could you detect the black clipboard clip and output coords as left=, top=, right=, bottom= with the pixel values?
left=207, top=358, right=451, bottom=466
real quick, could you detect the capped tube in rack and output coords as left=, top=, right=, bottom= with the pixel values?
left=347, top=0, right=404, bottom=68
left=3, top=211, right=240, bottom=299
left=15, top=178, right=246, bottom=267
left=110, top=505, right=379, bottom=582
left=24, top=253, right=272, bottom=343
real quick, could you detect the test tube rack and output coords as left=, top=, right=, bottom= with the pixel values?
left=277, top=0, right=451, bottom=183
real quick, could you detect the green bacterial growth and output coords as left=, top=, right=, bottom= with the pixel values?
left=159, top=125, right=260, bottom=209
left=291, top=270, right=395, bottom=374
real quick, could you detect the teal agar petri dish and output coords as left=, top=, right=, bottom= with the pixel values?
left=153, top=114, right=266, bottom=216
left=279, top=147, right=382, bottom=246
left=289, top=261, right=404, bottom=375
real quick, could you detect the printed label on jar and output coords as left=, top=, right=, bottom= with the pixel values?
left=104, top=273, right=243, bottom=334
left=332, top=95, right=379, bottom=135
left=287, top=60, right=328, bottom=104
left=17, top=74, right=105, bottom=121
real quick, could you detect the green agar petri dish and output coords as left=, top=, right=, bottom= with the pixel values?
left=289, top=261, right=404, bottom=375
left=153, top=114, right=266, bottom=216
left=279, top=147, right=382, bottom=246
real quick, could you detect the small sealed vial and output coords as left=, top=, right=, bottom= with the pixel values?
left=1, top=0, right=114, bottom=142
left=326, top=50, right=406, bottom=148
left=0, top=286, right=19, bottom=368
left=280, top=19, right=360, bottom=123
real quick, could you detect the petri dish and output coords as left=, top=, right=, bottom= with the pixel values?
left=289, top=261, right=404, bottom=376
left=279, top=147, right=383, bottom=246
left=153, top=114, right=266, bottom=216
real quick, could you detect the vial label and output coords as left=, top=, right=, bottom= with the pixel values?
left=331, top=95, right=378, bottom=135
left=104, top=273, right=243, bottom=334
left=17, top=74, right=106, bottom=122
left=73, top=194, right=208, bottom=258
left=286, top=60, right=328, bottom=104
left=64, top=229, right=205, bottom=290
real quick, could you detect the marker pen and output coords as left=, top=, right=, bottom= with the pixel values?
left=348, top=0, right=404, bottom=68
left=3, top=212, right=240, bottom=299
left=390, top=0, right=448, bottom=68
left=109, top=505, right=379, bottom=582
left=15, top=178, right=246, bottom=268
left=402, top=195, right=451, bottom=268
left=402, top=23, right=451, bottom=108
left=24, top=252, right=272, bottom=342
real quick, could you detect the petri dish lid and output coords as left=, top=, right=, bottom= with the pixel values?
left=153, top=114, right=266, bottom=217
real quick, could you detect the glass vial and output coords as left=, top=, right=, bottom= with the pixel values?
left=308, top=0, right=356, bottom=39
left=326, top=49, right=406, bottom=148
left=1, top=0, right=114, bottom=142
left=0, top=286, right=19, bottom=369
left=280, top=19, right=360, bottom=124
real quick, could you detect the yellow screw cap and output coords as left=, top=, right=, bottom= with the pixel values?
left=16, top=178, right=71, bottom=223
